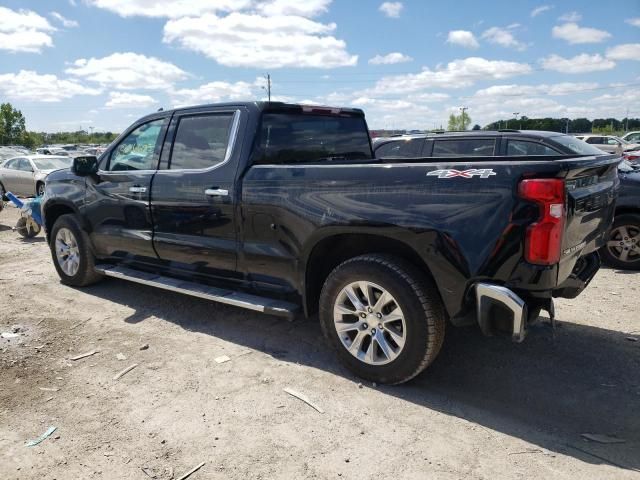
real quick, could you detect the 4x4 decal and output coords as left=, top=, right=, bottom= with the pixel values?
left=427, top=169, right=497, bottom=179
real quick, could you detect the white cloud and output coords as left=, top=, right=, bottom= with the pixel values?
left=256, top=0, right=331, bottom=17
left=626, top=18, right=640, bottom=27
left=171, top=80, right=255, bottom=107
left=558, top=11, right=582, bottom=22
left=105, top=92, right=158, bottom=109
left=552, top=22, right=611, bottom=44
left=606, top=43, right=640, bottom=61
left=475, top=82, right=599, bottom=98
left=541, top=53, right=616, bottom=73
left=446, top=30, right=479, bottom=49
left=530, top=5, right=553, bottom=17
left=0, top=6, right=56, bottom=53
left=0, top=70, right=101, bottom=102
left=163, top=13, right=357, bottom=68
left=66, top=52, right=189, bottom=90
left=369, top=52, right=413, bottom=65
left=379, top=2, right=403, bottom=18
left=50, top=11, right=79, bottom=28
left=84, top=0, right=250, bottom=18
left=361, top=57, right=532, bottom=95
left=481, top=26, right=526, bottom=50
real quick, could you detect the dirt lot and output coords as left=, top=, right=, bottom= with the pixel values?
left=0, top=203, right=639, bottom=480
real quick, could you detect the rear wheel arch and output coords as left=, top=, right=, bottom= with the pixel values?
left=302, top=232, right=440, bottom=317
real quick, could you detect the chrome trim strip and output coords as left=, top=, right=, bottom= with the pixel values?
left=475, top=283, right=527, bottom=343
left=94, top=264, right=297, bottom=318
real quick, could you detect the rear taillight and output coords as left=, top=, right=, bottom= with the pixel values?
left=518, top=178, right=566, bottom=265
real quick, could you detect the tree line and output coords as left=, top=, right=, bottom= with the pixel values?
left=484, top=116, right=640, bottom=134
left=0, top=103, right=118, bottom=148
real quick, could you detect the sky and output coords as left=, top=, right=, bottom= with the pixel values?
left=0, top=0, right=639, bottom=133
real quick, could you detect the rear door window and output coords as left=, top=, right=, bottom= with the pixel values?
left=506, top=140, right=560, bottom=156
left=375, top=138, right=425, bottom=158
left=432, top=139, right=495, bottom=157
left=585, top=137, right=603, bottom=144
left=169, top=113, right=235, bottom=170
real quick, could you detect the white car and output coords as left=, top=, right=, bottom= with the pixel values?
left=621, top=131, right=640, bottom=143
left=574, top=135, right=640, bottom=155
left=0, top=155, right=71, bottom=198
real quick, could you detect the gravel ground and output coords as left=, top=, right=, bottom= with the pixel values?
left=1, top=203, right=639, bottom=480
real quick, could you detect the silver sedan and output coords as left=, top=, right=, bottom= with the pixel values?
left=0, top=155, right=72, bottom=197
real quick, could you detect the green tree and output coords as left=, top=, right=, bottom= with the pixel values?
left=447, top=111, right=472, bottom=131
left=0, top=102, right=27, bottom=145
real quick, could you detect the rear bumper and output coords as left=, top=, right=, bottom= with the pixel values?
left=475, top=283, right=527, bottom=343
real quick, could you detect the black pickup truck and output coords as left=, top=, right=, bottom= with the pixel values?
left=42, top=102, right=619, bottom=384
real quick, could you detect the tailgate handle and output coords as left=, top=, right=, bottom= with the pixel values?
left=129, top=186, right=147, bottom=193
left=205, top=188, right=229, bottom=197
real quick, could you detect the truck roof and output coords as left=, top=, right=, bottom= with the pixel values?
left=143, top=101, right=366, bottom=120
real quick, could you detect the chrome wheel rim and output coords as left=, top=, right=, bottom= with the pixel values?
left=55, top=228, right=80, bottom=276
left=606, top=225, right=640, bottom=264
left=333, top=281, right=407, bottom=365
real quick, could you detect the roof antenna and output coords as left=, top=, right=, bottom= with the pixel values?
left=157, top=107, right=164, bottom=112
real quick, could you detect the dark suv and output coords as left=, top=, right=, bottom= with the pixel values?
left=372, top=130, right=605, bottom=158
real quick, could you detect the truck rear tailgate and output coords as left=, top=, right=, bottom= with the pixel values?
left=557, top=154, right=620, bottom=283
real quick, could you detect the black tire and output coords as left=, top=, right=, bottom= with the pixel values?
left=0, top=181, right=6, bottom=201
left=36, top=182, right=45, bottom=197
left=601, top=213, right=640, bottom=270
left=319, top=254, right=446, bottom=385
left=49, top=214, right=103, bottom=287
left=15, top=217, right=41, bottom=238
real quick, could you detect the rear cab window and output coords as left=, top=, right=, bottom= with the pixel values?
left=253, top=111, right=372, bottom=164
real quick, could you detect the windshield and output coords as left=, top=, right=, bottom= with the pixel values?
left=551, top=135, right=607, bottom=155
left=254, top=113, right=372, bottom=164
left=32, top=157, right=72, bottom=170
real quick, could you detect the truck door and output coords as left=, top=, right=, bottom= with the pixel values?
left=84, top=114, right=169, bottom=261
left=150, top=108, right=242, bottom=279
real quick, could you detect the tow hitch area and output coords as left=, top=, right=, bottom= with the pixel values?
left=475, top=283, right=528, bottom=343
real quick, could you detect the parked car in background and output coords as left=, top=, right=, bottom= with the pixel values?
left=621, top=131, right=640, bottom=143
left=574, top=135, right=640, bottom=155
left=0, top=147, right=18, bottom=163
left=373, top=130, right=607, bottom=158
left=601, top=160, right=640, bottom=270
left=0, top=155, right=72, bottom=198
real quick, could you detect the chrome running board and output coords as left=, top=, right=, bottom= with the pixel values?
left=94, top=264, right=298, bottom=320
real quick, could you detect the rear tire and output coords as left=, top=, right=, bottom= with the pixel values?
left=50, top=214, right=103, bottom=286
left=601, top=213, right=640, bottom=270
left=319, top=254, right=446, bottom=385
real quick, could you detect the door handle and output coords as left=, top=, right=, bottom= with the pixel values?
left=129, top=186, right=147, bottom=193
left=205, top=188, right=229, bottom=197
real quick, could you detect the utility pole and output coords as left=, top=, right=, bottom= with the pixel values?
left=626, top=108, right=629, bottom=132
left=513, top=112, right=520, bottom=130
left=459, top=106, right=468, bottom=130
left=263, top=73, right=271, bottom=102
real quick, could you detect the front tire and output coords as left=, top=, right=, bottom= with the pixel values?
left=50, top=214, right=103, bottom=286
left=319, top=254, right=446, bottom=385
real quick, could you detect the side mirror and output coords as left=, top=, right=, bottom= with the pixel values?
left=72, top=155, right=99, bottom=176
